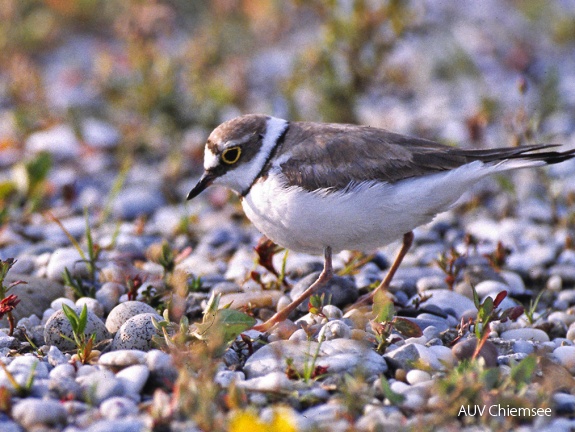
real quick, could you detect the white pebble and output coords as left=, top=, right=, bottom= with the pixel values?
left=406, top=369, right=431, bottom=385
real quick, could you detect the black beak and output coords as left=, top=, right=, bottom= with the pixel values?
left=186, top=172, right=216, bottom=200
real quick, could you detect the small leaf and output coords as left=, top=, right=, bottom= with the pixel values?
left=493, top=290, right=507, bottom=308
left=214, top=309, right=256, bottom=344
left=373, top=290, right=395, bottom=322
left=61, top=304, right=79, bottom=332
left=392, top=317, right=423, bottom=338
left=480, top=366, right=500, bottom=390
left=510, top=355, right=537, bottom=387
left=77, top=304, right=88, bottom=334
left=480, top=297, right=494, bottom=317
left=471, top=284, right=480, bottom=309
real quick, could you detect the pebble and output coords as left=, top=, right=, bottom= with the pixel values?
left=385, top=342, right=444, bottom=371
left=405, top=369, right=431, bottom=385
left=317, top=319, right=352, bottom=341
left=44, top=308, right=110, bottom=351
left=116, top=365, right=150, bottom=401
left=244, top=339, right=388, bottom=379
left=76, top=369, right=125, bottom=405
left=500, top=328, right=550, bottom=343
left=99, top=350, right=147, bottom=368
left=25, top=124, right=80, bottom=159
left=99, top=396, right=139, bottom=419
left=84, top=418, right=147, bottom=432
left=111, top=313, right=162, bottom=351
left=554, top=393, right=575, bottom=415
left=451, top=338, right=498, bottom=367
left=12, top=398, right=68, bottom=429
left=112, top=186, right=166, bottom=219
left=553, top=346, right=575, bottom=373
left=96, top=282, right=126, bottom=314
left=46, top=247, right=90, bottom=281
left=82, top=118, right=120, bottom=149
left=76, top=297, right=105, bottom=318
left=2, top=274, right=65, bottom=323
left=411, top=289, right=475, bottom=318
left=289, top=272, right=358, bottom=311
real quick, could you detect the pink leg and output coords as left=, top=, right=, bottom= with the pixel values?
left=351, top=231, right=414, bottom=308
left=252, top=246, right=333, bottom=332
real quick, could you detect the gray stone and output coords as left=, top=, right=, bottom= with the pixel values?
left=290, top=272, right=358, bottom=311
left=553, top=346, right=575, bottom=374
left=412, top=289, right=475, bottom=318
left=46, top=247, right=90, bottom=281
left=317, top=320, right=352, bottom=341
left=386, top=342, right=444, bottom=371
left=76, top=297, right=105, bottom=318
left=96, top=282, right=125, bottom=314
left=85, top=418, right=147, bottom=432
left=244, top=339, right=387, bottom=379
left=76, top=369, right=124, bottom=405
left=12, top=398, right=67, bottom=429
left=99, top=396, right=138, bottom=419
left=99, top=349, right=147, bottom=368
left=1, top=274, right=65, bottom=325
left=500, top=328, right=550, bottom=343
left=116, top=364, right=149, bottom=400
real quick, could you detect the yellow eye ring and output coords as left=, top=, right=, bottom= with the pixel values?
left=221, top=146, right=241, bottom=164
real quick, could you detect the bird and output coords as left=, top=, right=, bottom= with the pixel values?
left=187, top=114, right=575, bottom=332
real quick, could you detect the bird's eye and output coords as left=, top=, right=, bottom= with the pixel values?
left=221, top=146, right=241, bottom=165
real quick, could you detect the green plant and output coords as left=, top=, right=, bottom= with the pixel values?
left=470, top=287, right=523, bottom=341
left=150, top=292, right=256, bottom=431
left=437, top=247, right=464, bottom=290
left=60, top=304, right=97, bottom=364
left=152, top=292, right=255, bottom=355
left=62, top=268, right=95, bottom=299
left=0, top=258, right=25, bottom=335
left=484, top=241, right=510, bottom=271
left=307, top=293, right=327, bottom=318
left=524, top=288, right=546, bottom=324
left=48, top=209, right=102, bottom=289
left=433, top=355, right=544, bottom=429
left=371, top=290, right=422, bottom=353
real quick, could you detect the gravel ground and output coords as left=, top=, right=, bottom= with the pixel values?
left=1, top=1, right=575, bottom=431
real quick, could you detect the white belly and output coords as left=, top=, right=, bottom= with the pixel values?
left=240, top=161, right=521, bottom=254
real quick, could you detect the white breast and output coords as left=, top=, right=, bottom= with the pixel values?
left=241, top=160, right=538, bottom=254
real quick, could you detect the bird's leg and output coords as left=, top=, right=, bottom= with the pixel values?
left=351, top=231, right=414, bottom=308
left=252, top=246, right=333, bottom=332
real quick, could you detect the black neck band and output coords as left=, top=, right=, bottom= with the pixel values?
left=240, top=124, right=289, bottom=197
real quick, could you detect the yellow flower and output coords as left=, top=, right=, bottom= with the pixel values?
left=229, top=407, right=297, bottom=432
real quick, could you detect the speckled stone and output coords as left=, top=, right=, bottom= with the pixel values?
left=44, top=308, right=110, bottom=351
left=105, top=301, right=159, bottom=333
left=111, top=313, right=162, bottom=351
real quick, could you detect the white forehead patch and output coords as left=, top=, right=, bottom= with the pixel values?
left=204, top=147, right=219, bottom=170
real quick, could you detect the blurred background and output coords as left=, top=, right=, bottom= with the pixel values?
left=0, top=0, right=574, bottom=220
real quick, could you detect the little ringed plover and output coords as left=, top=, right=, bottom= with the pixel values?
left=187, top=114, right=575, bottom=332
